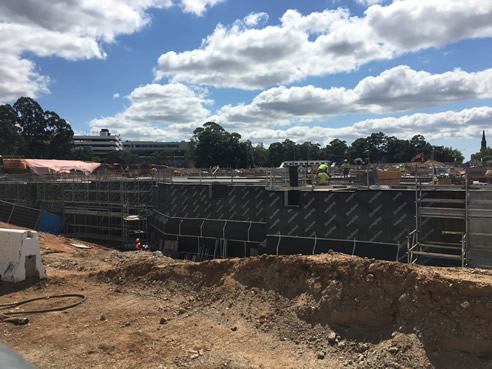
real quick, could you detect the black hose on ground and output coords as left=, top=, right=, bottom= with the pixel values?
left=0, top=294, right=86, bottom=315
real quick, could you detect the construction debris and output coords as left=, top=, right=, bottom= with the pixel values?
left=70, top=243, right=91, bottom=249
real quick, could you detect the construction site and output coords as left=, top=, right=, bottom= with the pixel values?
left=1, top=158, right=492, bottom=368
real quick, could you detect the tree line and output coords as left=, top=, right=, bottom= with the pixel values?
left=472, top=148, right=492, bottom=163
left=186, top=122, right=465, bottom=168
left=1, top=98, right=467, bottom=167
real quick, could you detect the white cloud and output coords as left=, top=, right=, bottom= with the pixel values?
left=355, top=0, right=386, bottom=6
left=353, top=66, right=492, bottom=111
left=89, top=83, right=212, bottom=140
left=89, top=68, right=492, bottom=146
left=237, top=107, right=492, bottom=146
left=179, top=0, right=225, bottom=16
left=0, top=53, right=50, bottom=102
left=157, top=1, right=492, bottom=89
left=244, top=12, right=269, bottom=27
left=0, top=0, right=222, bottom=103
left=210, top=66, right=492, bottom=130
left=366, top=0, right=492, bottom=51
left=113, top=93, right=121, bottom=98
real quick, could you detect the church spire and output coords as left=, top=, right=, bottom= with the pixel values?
left=481, top=129, right=487, bottom=151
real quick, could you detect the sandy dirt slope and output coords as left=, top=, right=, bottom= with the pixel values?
left=1, top=223, right=492, bottom=369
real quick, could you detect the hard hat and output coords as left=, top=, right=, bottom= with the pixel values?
left=136, top=238, right=140, bottom=242
left=344, top=159, right=348, bottom=162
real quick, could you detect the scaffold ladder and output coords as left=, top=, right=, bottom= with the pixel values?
left=407, top=177, right=469, bottom=267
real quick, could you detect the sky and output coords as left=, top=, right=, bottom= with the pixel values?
left=1, top=0, right=492, bottom=160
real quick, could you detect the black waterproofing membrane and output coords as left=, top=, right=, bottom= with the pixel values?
left=150, top=212, right=267, bottom=243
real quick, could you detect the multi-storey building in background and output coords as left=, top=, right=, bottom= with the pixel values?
left=123, top=141, right=189, bottom=167
left=73, top=130, right=189, bottom=167
left=73, top=129, right=123, bottom=157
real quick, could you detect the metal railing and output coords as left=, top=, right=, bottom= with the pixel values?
left=407, top=230, right=467, bottom=266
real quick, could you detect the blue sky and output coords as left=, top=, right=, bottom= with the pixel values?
left=1, top=0, right=492, bottom=160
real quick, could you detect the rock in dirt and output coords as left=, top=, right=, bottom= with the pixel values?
left=388, top=346, right=399, bottom=354
left=328, top=331, right=337, bottom=343
left=366, top=273, right=375, bottom=283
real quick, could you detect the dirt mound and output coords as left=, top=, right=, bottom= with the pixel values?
left=98, top=252, right=492, bottom=355
left=2, top=238, right=492, bottom=368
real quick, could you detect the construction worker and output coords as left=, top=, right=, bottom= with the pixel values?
left=135, top=238, right=141, bottom=250
left=341, top=159, right=350, bottom=179
left=317, top=168, right=329, bottom=185
left=486, top=169, right=492, bottom=184
left=433, top=176, right=439, bottom=185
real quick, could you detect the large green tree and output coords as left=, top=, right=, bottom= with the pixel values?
left=13, top=97, right=46, bottom=157
left=366, top=132, right=388, bottom=162
left=323, top=139, right=348, bottom=163
left=266, top=142, right=284, bottom=167
left=189, top=122, right=245, bottom=168
left=471, top=147, right=492, bottom=163
left=45, top=110, right=74, bottom=159
left=148, top=150, right=172, bottom=165
left=410, top=134, right=433, bottom=159
left=237, top=140, right=254, bottom=168
left=70, top=147, right=98, bottom=162
left=251, top=143, right=269, bottom=167
left=9, top=97, right=74, bottom=158
left=281, top=139, right=297, bottom=161
left=433, top=146, right=465, bottom=163
left=385, top=136, right=414, bottom=162
left=296, top=141, right=321, bottom=161
left=346, top=133, right=442, bottom=163
left=0, top=104, right=24, bottom=155
left=349, top=137, right=369, bottom=161
left=105, top=150, right=140, bottom=165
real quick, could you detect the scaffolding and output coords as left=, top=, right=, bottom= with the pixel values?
left=61, top=176, right=152, bottom=248
left=407, top=171, right=492, bottom=268
left=0, top=174, right=153, bottom=249
left=408, top=179, right=468, bottom=266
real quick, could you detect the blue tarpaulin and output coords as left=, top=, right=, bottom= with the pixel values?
left=37, top=211, right=63, bottom=235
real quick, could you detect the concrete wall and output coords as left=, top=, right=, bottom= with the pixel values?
left=153, top=184, right=424, bottom=261
left=0, top=228, right=46, bottom=282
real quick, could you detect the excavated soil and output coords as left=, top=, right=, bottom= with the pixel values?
left=1, top=222, right=492, bottom=369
